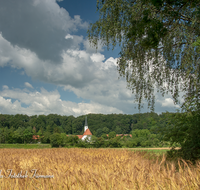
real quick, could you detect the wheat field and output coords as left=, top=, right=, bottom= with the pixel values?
left=0, top=148, right=199, bottom=190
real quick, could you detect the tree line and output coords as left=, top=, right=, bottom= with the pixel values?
left=0, top=112, right=174, bottom=145
left=49, top=128, right=177, bottom=149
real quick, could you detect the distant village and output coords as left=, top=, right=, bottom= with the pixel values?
left=33, top=116, right=132, bottom=142
left=0, top=112, right=175, bottom=147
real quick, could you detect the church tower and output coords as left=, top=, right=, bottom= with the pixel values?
left=84, top=116, right=88, bottom=132
left=82, top=116, right=92, bottom=141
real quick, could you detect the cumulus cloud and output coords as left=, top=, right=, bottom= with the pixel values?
left=90, top=53, right=105, bottom=63
left=2, top=85, right=9, bottom=90
left=65, top=34, right=74, bottom=39
left=0, top=0, right=88, bottom=63
left=83, top=38, right=104, bottom=53
left=24, top=82, right=33, bottom=89
left=0, top=0, right=183, bottom=116
left=0, top=32, right=117, bottom=88
left=158, top=98, right=180, bottom=108
left=0, top=32, right=182, bottom=115
left=0, top=87, right=122, bottom=117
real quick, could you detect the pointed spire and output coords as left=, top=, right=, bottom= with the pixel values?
left=84, top=116, right=88, bottom=132
left=85, top=116, right=88, bottom=126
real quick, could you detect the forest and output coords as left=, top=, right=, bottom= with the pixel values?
left=0, top=112, right=179, bottom=148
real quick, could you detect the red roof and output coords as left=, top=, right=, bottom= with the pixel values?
left=106, top=134, right=132, bottom=137
left=66, top=128, right=92, bottom=139
left=116, top=134, right=132, bottom=137
left=32, top=135, right=40, bottom=140
left=77, top=135, right=83, bottom=139
left=83, top=128, right=92, bottom=136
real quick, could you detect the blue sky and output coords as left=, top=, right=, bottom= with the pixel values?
left=0, top=0, right=183, bottom=117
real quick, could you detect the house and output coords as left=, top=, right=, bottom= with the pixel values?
left=116, top=134, right=132, bottom=138
left=32, top=135, right=40, bottom=140
left=106, top=134, right=132, bottom=138
left=32, top=135, right=44, bottom=142
left=67, top=116, right=92, bottom=141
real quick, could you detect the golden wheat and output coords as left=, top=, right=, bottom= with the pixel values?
left=0, top=148, right=199, bottom=190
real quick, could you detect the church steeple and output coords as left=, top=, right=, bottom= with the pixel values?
left=85, top=116, right=88, bottom=126
left=84, top=116, right=88, bottom=132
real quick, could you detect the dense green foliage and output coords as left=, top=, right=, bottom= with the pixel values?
left=157, top=110, right=200, bottom=164
left=0, top=112, right=168, bottom=140
left=48, top=130, right=170, bottom=149
left=0, top=112, right=178, bottom=148
left=88, top=0, right=200, bottom=111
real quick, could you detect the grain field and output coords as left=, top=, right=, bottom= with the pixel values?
left=0, top=148, right=199, bottom=190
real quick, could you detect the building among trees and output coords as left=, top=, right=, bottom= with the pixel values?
left=76, top=116, right=93, bottom=141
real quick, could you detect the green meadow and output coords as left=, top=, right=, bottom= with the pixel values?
left=0, top=143, right=51, bottom=149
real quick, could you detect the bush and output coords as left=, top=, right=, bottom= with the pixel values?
left=76, top=140, right=87, bottom=148
left=92, top=137, right=105, bottom=148
left=101, top=134, right=108, bottom=139
left=141, top=141, right=148, bottom=147
left=50, top=133, right=63, bottom=147
left=65, top=135, right=79, bottom=147
left=152, top=138, right=159, bottom=147
left=108, top=131, right=116, bottom=139
left=42, top=131, right=51, bottom=143
left=109, top=137, right=122, bottom=148
left=125, top=140, right=137, bottom=148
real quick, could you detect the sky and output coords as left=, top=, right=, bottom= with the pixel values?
left=0, top=0, right=183, bottom=117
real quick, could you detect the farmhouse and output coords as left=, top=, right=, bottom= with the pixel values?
left=32, top=135, right=40, bottom=140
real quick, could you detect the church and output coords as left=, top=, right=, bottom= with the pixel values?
left=76, top=116, right=92, bottom=141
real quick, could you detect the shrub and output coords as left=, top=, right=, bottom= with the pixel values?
left=92, top=137, right=105, bottom=148
left=125, top=140, right=137, bottom=148
left=65, top=135, right=79, bottom=147
left=109, top=137, right=122, bottom=148
left=76, top=140, right=87, bottom=148
left=108, top=131, right=116, bottom=139
left=50, top=133, right=63, bottom=147
left=101, top=133, right=108, bottom=139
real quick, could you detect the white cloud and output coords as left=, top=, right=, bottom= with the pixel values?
left=103, top=57, right=118, bottom=69
left=0, top=87, right=122, bottom=117
left=83, top=38, right=104, bottom=53
left=0, top=0, right=88, bottom=63
left=90, top=53, right=105, bottom=63
left=2, top=85, right=9, bottom=90
left=0, top=0, right=184, bottom=116
left=0, top=32, right=182, bottom=114
left=158, top=98, right=180, bottom=108
left=65, top=34, right=74, bottom=39
left=24, top=82, right=34, bottom=89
